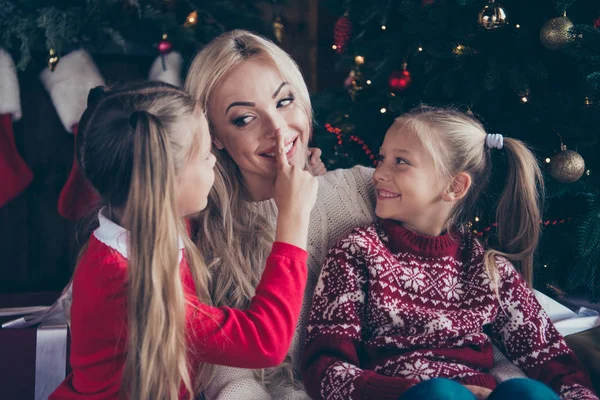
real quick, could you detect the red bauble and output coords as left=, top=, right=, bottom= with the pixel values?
left=388, top=69, right=412, bottom=91
left=334, top=12, right=352, bottom=53
left=158, top=39, right=173, bottom=54
left=594, top=15, right=600, bottom=30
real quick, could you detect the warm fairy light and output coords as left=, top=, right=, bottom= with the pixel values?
left=585, top=97, right=592, bottom=105
left=332, top=44, right=337, bottom=50
left=418, top=46, right=423, bottom=52
left=544, top=264, right=548, bottom=268
left=545, top=158, right=551, bottom=163
left=162, top=33, right=168, bottom=40
left=380, top=108, right=387, bottom=114
left=381, top=25, right=387, bottom=30
left=474, top=217, right=480, bottom=222
left=355, top=55, right=365, bottom=65
left=515, top=24, right=521, bottom=28
left=366, top=80, right=372, bottom=85
left=521, top=96, right=528, bottom=103
left=586, top=169, right=591, bottom=175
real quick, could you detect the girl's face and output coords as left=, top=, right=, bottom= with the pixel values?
left=176, top=112, right=216, bottom=217
left=373, top=127, right=453, bottom=236
left=207, top=58, right=310, bottom=194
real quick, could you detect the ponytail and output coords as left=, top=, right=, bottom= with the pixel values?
left=122, top=110, right=193, bottom=399
left=483, top=138, right=544, bottom=286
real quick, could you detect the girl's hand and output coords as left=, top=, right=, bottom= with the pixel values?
left=274, top=132, right=318, bottom=250
left=307, top=147, right=327, bottom=176
left=464, top=385, right=492, bottom=400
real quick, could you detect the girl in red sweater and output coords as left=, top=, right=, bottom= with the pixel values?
left=50, top=81, right=317, bottom=399
left=302, top=106, right=596, bottom=400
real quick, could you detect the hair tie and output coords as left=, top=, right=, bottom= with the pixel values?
left=129, top=110, right=145, bottom=130
left=486, top=133, right=503, bottom=150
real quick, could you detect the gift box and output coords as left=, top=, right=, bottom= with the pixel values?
left=0, top=292, right=70, bottom=400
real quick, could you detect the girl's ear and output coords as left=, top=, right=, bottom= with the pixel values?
left=212, top=138, right=224, bottom=150
left=442, top=172, right=472, bottom=202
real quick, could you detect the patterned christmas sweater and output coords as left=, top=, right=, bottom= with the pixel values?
left=302, top=220, right=597, bottom=400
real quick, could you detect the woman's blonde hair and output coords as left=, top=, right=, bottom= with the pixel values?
left=77, top=81, right=214, bottom=399
left=184, top=29, right=311, bottom=384
left=390, top=106, right=544, bottom=286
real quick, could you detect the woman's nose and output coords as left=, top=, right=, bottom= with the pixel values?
left=263, top=111, right=285, bottom=139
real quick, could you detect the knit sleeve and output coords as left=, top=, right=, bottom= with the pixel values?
left=490, top=257, right=598, bottom=400
left=302, top=232, right=418, bottom=400
left=187, top=242, right=308, bottom=369
left=202, top=366, right=271, bottom=400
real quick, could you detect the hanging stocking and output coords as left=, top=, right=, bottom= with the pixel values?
left=148, top=51, right=183, bottom=88
left=0, top=49, right=33, bottom=207
left=39, top=49, right=105, bottom=220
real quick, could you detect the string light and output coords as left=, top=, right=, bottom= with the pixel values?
left=521, top=96, right=529, bottom=103
left=381, top=25, right=387, bottom=30
left=585, top=97, right=592, bottom=106
left=324, top=123, right=378, bottom=165
left=418, top=46, right=423, bottom=52
left=366, top=80, right=372, bottom=85
left=332, top=44, right=338, bottom=50
left=474, top=217, right=480, bottom=222
left=545, top=158, right=551, bottom=163
left=184, top=10, right=198, bottom=27
left=380, top=108, right=387, bottom=114
left=586, top=169, right=591, bottom=175
left=470, top=217, right=573, bottom=237
left=355, top=55, right=365, bottom=65
left=515, top=24, right=521, bottom=28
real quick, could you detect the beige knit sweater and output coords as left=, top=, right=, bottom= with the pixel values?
left=204, top=166, right=377, bottom=400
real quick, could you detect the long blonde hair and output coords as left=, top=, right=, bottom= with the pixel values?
left=184, top=29, right=312, bottom=385
left=77, top=81, right=213, bottom=398
left=391, top=106, right=544, bottom=285
left=185, top=30, right=312, bottom=308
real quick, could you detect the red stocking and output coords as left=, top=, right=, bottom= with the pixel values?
left=57, top=123, right=99, bottom=220
left=0, top=114, right=33, bottom=207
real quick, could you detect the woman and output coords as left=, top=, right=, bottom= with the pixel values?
left=184, top=30, right=376, bottom=399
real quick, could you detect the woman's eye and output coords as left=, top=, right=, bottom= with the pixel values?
left=232, top=115, right=254, bottom=127
left=277, top=96, right=294, bottom=108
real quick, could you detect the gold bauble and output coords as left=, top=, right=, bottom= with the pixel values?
left=540, top=16, right=574, bottom=50
left=47, top=48, right=59, bottom=71
left=478, top=0, right=508, bottom=30
left=546, top=144, right=585, bottom=183
left=273, top=17, right=284, bottom=43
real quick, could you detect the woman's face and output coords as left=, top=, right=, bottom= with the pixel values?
left=207, top=58, right=310, bottom=186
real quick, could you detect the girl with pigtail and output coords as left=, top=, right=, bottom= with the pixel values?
left=50, top=81, right=318, bottom=399
left=302, top=106, right=596, bottom=400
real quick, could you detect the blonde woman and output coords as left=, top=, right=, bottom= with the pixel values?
left=185, top=30, right=376, bottom=398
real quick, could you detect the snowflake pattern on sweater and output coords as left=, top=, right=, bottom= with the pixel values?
left=302, top=220, right=597, bottom=400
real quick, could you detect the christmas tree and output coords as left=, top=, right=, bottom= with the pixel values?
left=313, top=0, right=600, bottom=299
left=0, top=0, right=268, bottom=70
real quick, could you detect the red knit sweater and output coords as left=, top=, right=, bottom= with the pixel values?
left=302, top=220, right=596, bottom=400
left=50, top=214, right=308, bottom=399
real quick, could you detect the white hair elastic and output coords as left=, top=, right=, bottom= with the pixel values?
left=486, top=133, right=504, bottom=150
